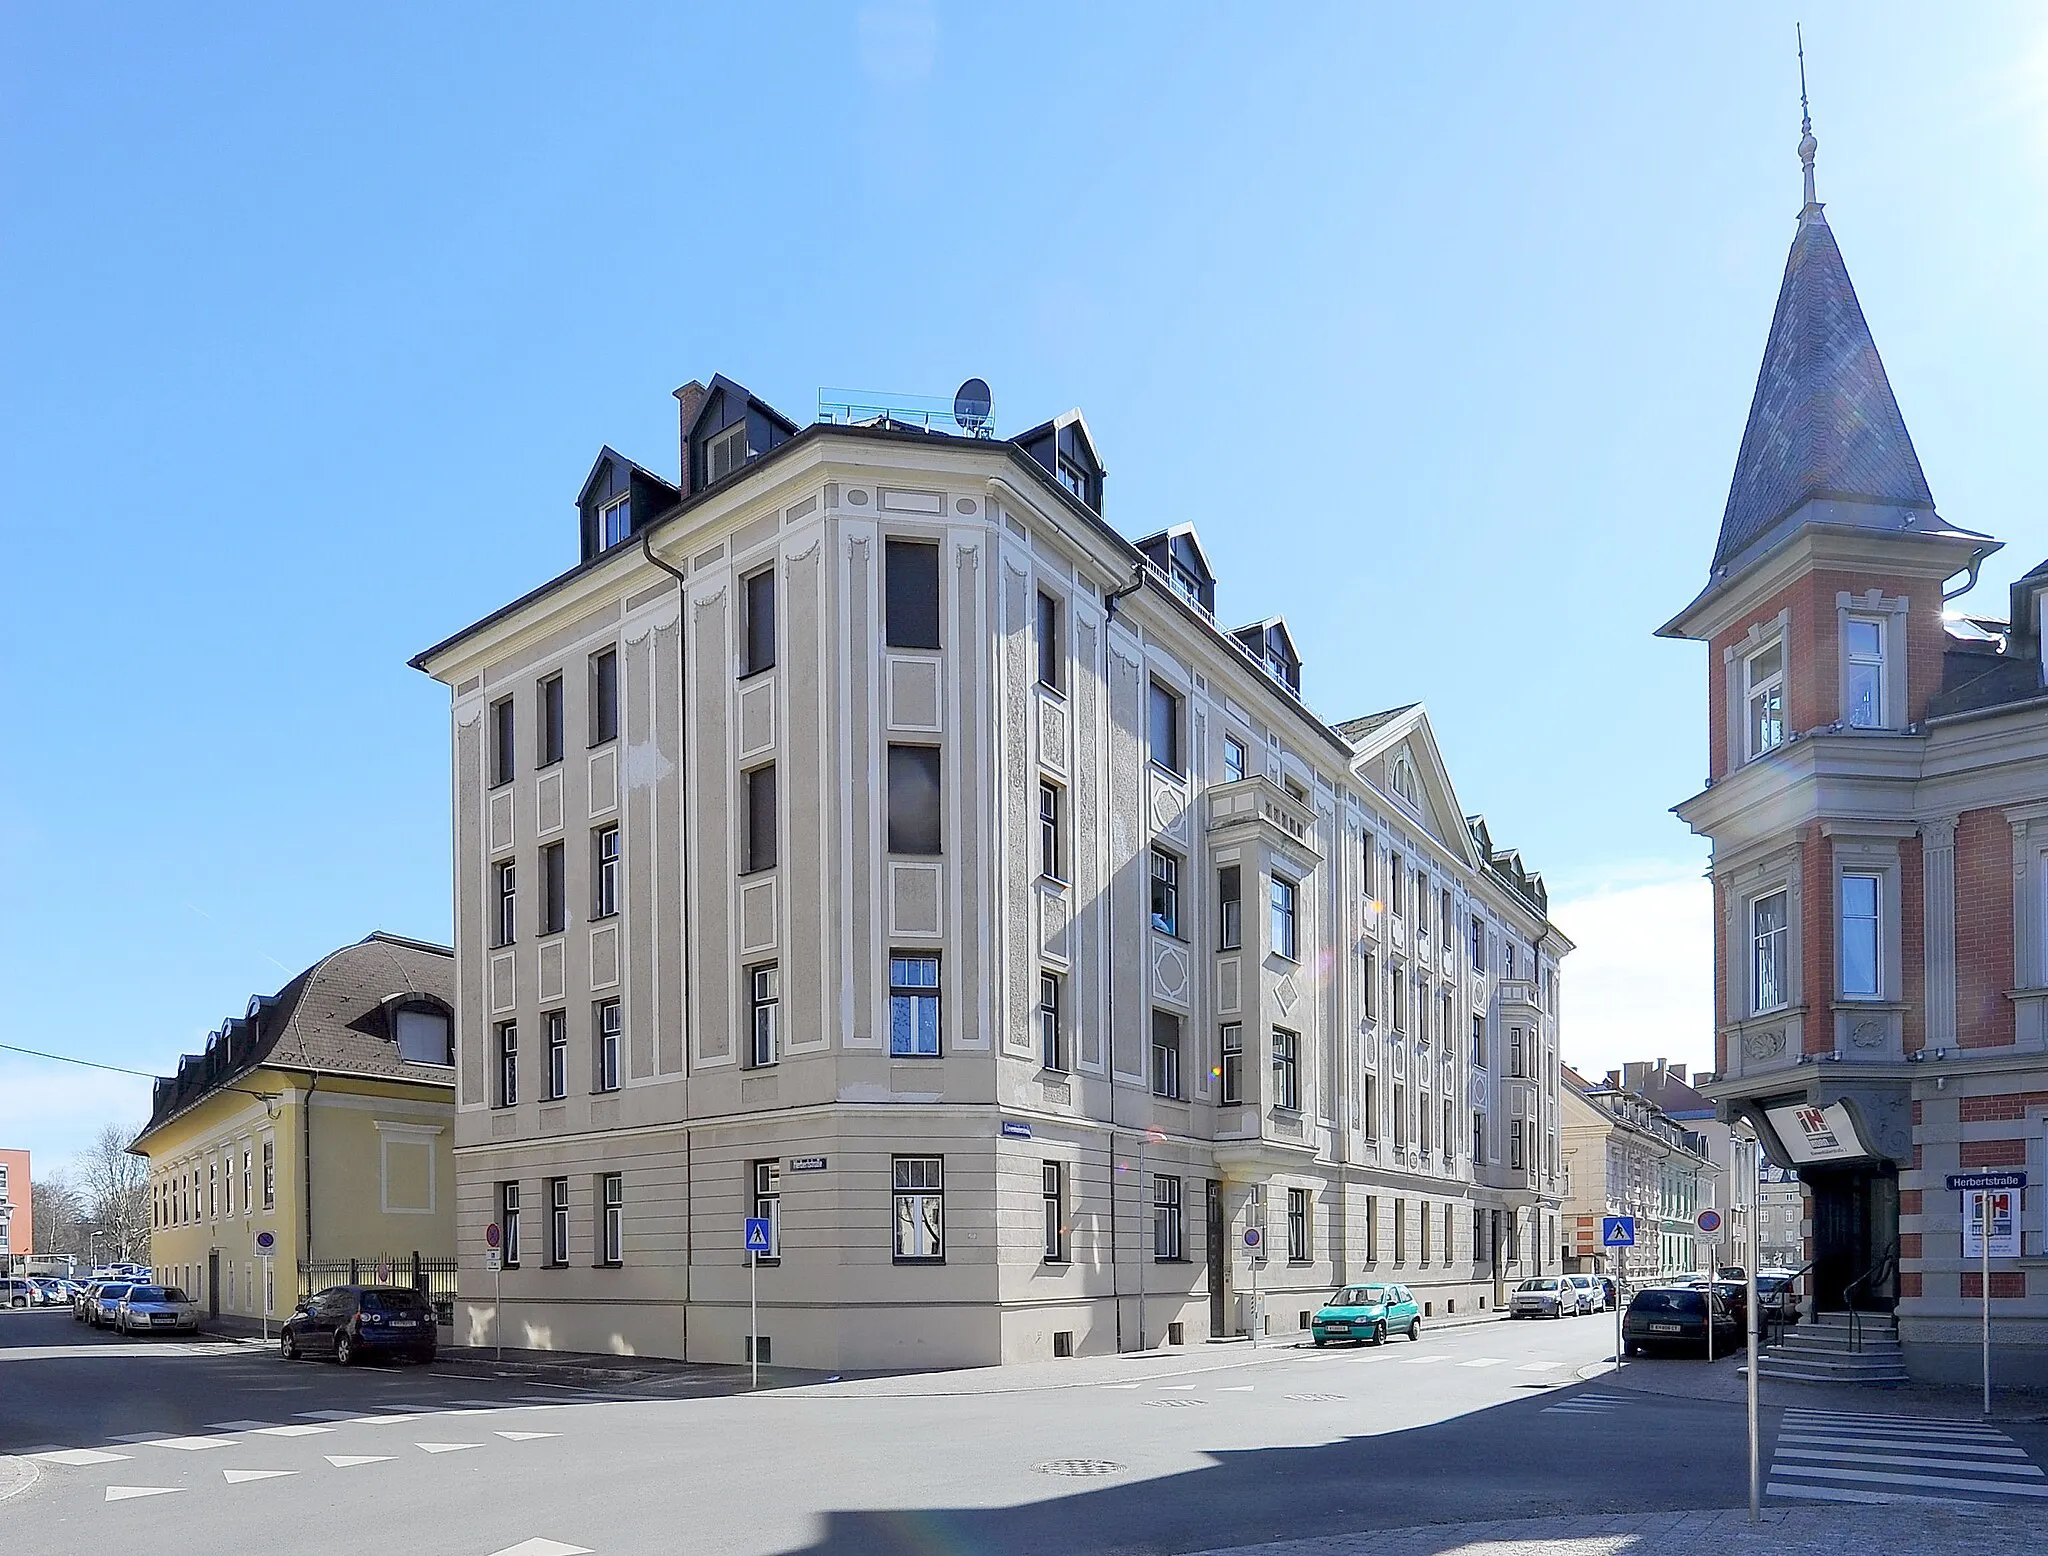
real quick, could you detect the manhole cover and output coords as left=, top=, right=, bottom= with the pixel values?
left=1035, top=1460, right=1125, bottom=1477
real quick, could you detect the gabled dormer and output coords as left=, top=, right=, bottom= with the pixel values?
left=684, top=374, right=798, bottom=496
left=1135, top=524, right=1216, bottom=616
left=1015, top=409, right=1104, bottom=512
left=1231, top=617, right=1301, bottom=696
left=578, top=447, right=681, bottom=563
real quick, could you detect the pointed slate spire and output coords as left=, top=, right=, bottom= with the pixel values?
left=1709, top=80, right=1935, bottom=573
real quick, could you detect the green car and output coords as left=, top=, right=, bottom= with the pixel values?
left=1311, top=1282, right=1422, bottom=1347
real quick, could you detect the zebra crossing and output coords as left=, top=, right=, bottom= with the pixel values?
left=1768, top=1407, right=2048, bottom=1505
left=1539, top=1390, right=1629, bottom=1417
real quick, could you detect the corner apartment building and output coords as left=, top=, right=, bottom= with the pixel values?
left=1660, top=113, right=2048, bottom=1383
left=0, top=1149, right=28, bottom=1273
left=1756, top=1162, right=1808, bottom=1271
left=1560, top=1068, right=1718, bottom=1284
left=1615, top=1059, right=1757, bottom=1275
left=413, top=377, right=1570, bottom=1369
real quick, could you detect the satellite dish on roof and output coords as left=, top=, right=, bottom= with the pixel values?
left=953, top=377, right=992, bottom=436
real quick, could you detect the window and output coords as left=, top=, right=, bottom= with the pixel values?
left=750, top=964, right=780, bottom=1067
left=597, top=491, right=630, bottom=549
left=753, top=1161, right=781, bottom=1262
left=892, top=1156, right=944, bottom=1261
left=1391, top=857, right=1405, bottom=917
left=1840, top=873, right=1881, bottom=999
left=1469, top=915, right=1486, bottom=971
left=884, top=540, right=941, bottom=649
left=539, top=675, right=564, bottom=767
left=595, top=999, right=621, bottom=1091
left=499, top=1182, right=521, bottom=1267
left=1270, top=877, right=1298, bottom=960
left=1154, top=1175, right=1184, bottom=1260
left=1218, top=866, right=1242, bottom=950
left=1420, top=1202, right=1432, bottom=1263
left=1418, top=1101, right=1431, bottom=1156
left=1036, top=591, right=1061, bottom=689
left=1150, top=849, right=1180, bottom=936
left=1148, top=682, right=1182, bottom=775
left=742, top=567, right=776, bottom=676
left=1472, top=1014, right=1486, bottom=1067
left=1394, top=1197, right=1407, bottom=1263
left=1845, top=617, right=1885, bottom=728
left=886, top=745, right=942, bottom=854
left=1287, top=1186, right=1310, bottom=1262
left=590, top=647, right=619, bottom=746
left=209, top=1161, right=217, bottom=1220
left=1441, top=995, right=1456, bottom=1060
left=1272, top=1029, right=1300, bottom=1111
left=593, top=825, right=620, bottom=918
left=1509, top=1027, right=1526, bottom=1078
left=1151, top=1010, right=1182, bottom=1099
left=1363, top=950, right=1378, bottom=1021
left=1510, top=1119, right=1526, bottom=1172
left=1038, top=973, right=1063, bottom=1072
left=545, top=1010, right=567, bottom=1099
left=396, top=1006, right=452, bottom=1066
left=706, top=421, right=749, bottom=484
left=1443, top=1099, right=1456, bottom=1161
left=242, top=1147, right=252, bottom=1212
left=496, top=1021, right=518, bottom=1107
left=889, top=956, right=941, bottom=1056
left=1360, top=831, right=1377, bottom=899
left=262, top=1139, right=274, bottom=1209
left=540, top=841, right=567, bottom=934
left=744, top=764, right=778, bottom=873
left=1391, top=963, right=1406, bottom=1033
left=1042, top=1162, right=1066, bottom=1261
left=1039, top=782, right=1063, bottom=881
left=1751, top=890, right=1789, bottom=1014
left=495, top=860, right=517, bottom=946
left=491, top=697, right=515, bottom=787
left=1503, top=943, right=1517, bottom=979
left=599, top=1174, right=623, bottom=1266
left=547, top=1177, right=569, bottom=1266
left=1224, top=734, right=1246, bottom=783
left=1393, top=1083, right=1407, bottom=1148
left=1472, top=1110, right=1486, bottom=1163
left=1745, top=640, right=1784, bottom=758
left=1220, top=1024, right=1242, bottom=1104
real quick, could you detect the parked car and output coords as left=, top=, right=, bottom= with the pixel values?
left=1565, top=1273, right=1607, bottom=1313
left=1623, top=1285, right=1742, bottom=1356
left=1509, top=1276, right=1575, bottom=1319
left=1756, top=1270, right=1802, bottom=1325
left=85, top=1282, right=140, bottom=1327
left=1689, top=1278, right=1749, bottom=1327
left=30, top=1279, right=72, bottom=1306
left=114, top=1285, right=200, bottom=1336
left=0, top=1278, right=38, bottom=1309
left=73, top=1281, right=106, bottom=1321
left=281, top=1285, right=437, bottom=1366
left=1310, top=1283, right=1422, bottom=1347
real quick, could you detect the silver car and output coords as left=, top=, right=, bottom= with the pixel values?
left=1566, top=1273, right=1607, bottom=1313
left=1509, top=1276, right=1574, bottom=1318
left=115, top=1285, right=200, bottom=1336
left=86, top=1281, right=139, bottom=1327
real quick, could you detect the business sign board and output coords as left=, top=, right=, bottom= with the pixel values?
left=1764, top=1102, right=1869, bottom=1165
left=1962, top=1190, right=2021, bottom=1259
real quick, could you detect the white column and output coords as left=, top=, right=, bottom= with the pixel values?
left=1923, top=816, right=1958, bottom=1050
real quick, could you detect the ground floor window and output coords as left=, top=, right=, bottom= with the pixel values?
left=1154, top=1174, right=1184, bottom=1260
left=754, top=1161, right=781, bottom=1263
left=1287, top=1186, right=1310, bottom=1262
left=1042, top=1161, right=1065, bottom=1262
left=598, top=1173, right=623, bottom=1266
left=500, top=1181, right=522, bottom=1267
left=892, top=1156, right=944, bottom=1262
left=547, top=1177, right=569, bottom=1266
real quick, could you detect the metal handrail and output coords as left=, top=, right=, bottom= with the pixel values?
left=1842, top=1240, right=1898, bottom=1355
left=1761, top=1259, right=1814, bottom=1350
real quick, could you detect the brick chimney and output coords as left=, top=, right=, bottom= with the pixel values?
left=673, top=380, right=706, bottom=493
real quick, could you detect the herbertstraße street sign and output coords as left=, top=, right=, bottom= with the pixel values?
left=1947, top=1172, right=2026, bottom=1191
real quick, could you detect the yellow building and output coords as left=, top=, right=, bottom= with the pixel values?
left=131, top=933, right=456, bottom=1325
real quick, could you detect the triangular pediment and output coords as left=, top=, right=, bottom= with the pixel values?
left=1337, top=704, right=1478, bottom=867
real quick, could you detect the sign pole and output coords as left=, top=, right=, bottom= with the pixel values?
left=1745, top=1141, right=1760, bottom=1524
left=750, top=1249, right=759, bottom=1392
left=495, top=1260, right=503, bottom=1363
left=1611, top=1247, right=1622, bottom=1369
left=261, top=1257, right=270, bottom=1346
left=1982, top=1190, right=1992, bottom=1418
left=1136, top=1131, right=1148, bottom=1353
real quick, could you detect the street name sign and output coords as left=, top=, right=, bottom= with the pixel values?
left=1000, top=1120, right=1032, bottom=1139
left=1602, top=1216, right=1637, bottom=1248
left=1947, top=1172, right=2026, bottom=1192
left=789, top=1156, right=827, bottom=1172
left=745, top=1218, right=775, bottom=1256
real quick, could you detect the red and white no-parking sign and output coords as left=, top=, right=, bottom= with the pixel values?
left=1696, top=1208, right=1723, bottom=1236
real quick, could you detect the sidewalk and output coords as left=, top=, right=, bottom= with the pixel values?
left=1190, top=1504, right=2048, bottom=1556
left=1596, top=1348, right=2048, bottom=1424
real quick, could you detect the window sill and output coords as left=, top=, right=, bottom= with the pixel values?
left=889, top=1051, right=942, bottom=1061
left=738, top=665, right=776, bottom=682
left=1149, top=760, right=1187, bottom=784
left=1036, top=679, right=1065, bottom=701
left=1042, top=1257, right=1071, bottom=1268
left=594, top=1261, right=622, bottom=1270
left=1039, top=872, right=1068, bottom=888
left=892, top=1257, right=946, bottom=1267
left=738, top=865, right=777, bottom=879
left=587, top=737, right=619, bottom=752
left=1040, top=1064, right=1069, bottom=1079
left=1153, top=1257, right=1190, bottom=1265
left=593, top=1084, right=621, bottom=1095
left=591, top=910, right=619, bottom=922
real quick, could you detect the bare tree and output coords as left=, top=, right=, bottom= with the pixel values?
left=31, top=1169, right=89, bottom=1258
left=73, top=1124, right=151, bottom=1264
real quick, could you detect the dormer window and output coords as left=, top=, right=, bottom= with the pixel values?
left=598, top=493, right=631, bottom=549
left=706, top=423, right=750, bottom=485
left=395, top=1004, right=454, bottom=1066
left=1745, top=640, right=1784, bottom=758
left=1057, top=455, right=1090, bottom=501
left=1169, top=559, right=1205, bottom=609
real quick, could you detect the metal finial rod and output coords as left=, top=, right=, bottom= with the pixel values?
left=1796, top=23, right=1818, bottom=213
left=1798, top=23, right=1810, bottom=132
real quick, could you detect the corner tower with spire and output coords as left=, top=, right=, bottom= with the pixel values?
left=1659, top=61, right=2048, bottom=1390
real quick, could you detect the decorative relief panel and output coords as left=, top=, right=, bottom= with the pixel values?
left=890, top=863, right=943, bottom=937
left=538, top=939, right=566, bottom=1005
left=535, top=769, right=563, bottom=836
left=589, top=924, right=619, bottom=991
left=1039, top=1077, right=1072, bottom=1106
left=1468, top=1069, right=1487, bottom=1107
left=1039, top=889, right=1071, bottom=964
left=1217, top=958, right=1242, bottom=1015
left=1152, top=937, right=1191, bottom=1007
left=588, top=747, right=618, bottom=816
left=1274, top=974, right=1300, bottom=1016
left=738, top=679, right=776, bottom=757
left=1150, top=774, right=1190, bottom=841
left=1744, top=1026, right=1787, bottom=1062
left=590, top=1098, right=620, bottom=1130
left=487, top=791, right=513, bottom=854
left=879, top=487, right=943, bottom=515
left=739, top=879, right=778, bottom=954
left=1038, top=696, right=1069, bottom=774
left=489, top=953, right=514, bottom=1014
left=888, top=656, right=943, bottom=731
left=1391, top=1039, right=1408, bottom=1078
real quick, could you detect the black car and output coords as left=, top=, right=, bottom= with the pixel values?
left=281, top=1285, right=437, bottom=1366
left=1622, top=1285, right=1741, bottom=1357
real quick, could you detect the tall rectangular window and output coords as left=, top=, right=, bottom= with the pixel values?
left=1042, top=1161, right=1065, bottom=1261
left=540, top=841, right=567, bottom=934
left=1150, top=849, right=1180, bottom=936
left=593, top=825, right=620, bottom=918
left=262, top=1139, right=274, bottom=1209
left=491, top=697, right=515, bottom=787
left=1218, top=865, right=1242, bottom=950
left=1148, top=682, right=1182, bottom=774
left=495, top=860, right=517, bottom=946
left=1751, top=890, right=1788, bottom=1013
left=1153, top=1175, right=1184, bottom=1260
left=1366, top=1196, right=1379, bottom=1262
left=1418, top=1099, right=1432, bottom=1155
left=750, top=964, right=780, bottom=1067
left=1391, top=857, right=1405, bottom=916
left=892, top=1156, right=944, bottom=1261
left=497, top=1021, right=519, bottom=1107
left=1361, top=831, right=1377, bottom=899
left=884, top=540, right=941, bottom=649
left=754, top=1161, right=781, bottom=1262
left=1271, top=876, right=1298, bottom=960
left=1443, top=1098, right=1456, bottom=1161
left=1039, top=782, right=1063, bottom=880
left=599, top=1174, right=623, bottom=1266
left=1472, top=1014, right=1487, bottom=1067
left=1272, top=1029, right=1300, bottom=1111
left=1473, top=1111, right=1486, bottom=1164
left=242, top=1147, right=252, bottom=1213
left=1151, top=1010, right=1182, bottom=1099
left=1510, top=1119, right=1526, bottom=1172
left=1391, top=963, right=1406, bottom=1033
left=1745, top=640, right=1784, bottom=758
left=1223, top=734, right=1246, bottom=783
left=1845, top=617, right=1885, bottom=728
left=886, top=745, right=942, bottom=854
left=1840, top=873, right=1881, bottom=999
left=595, top=999, right=621, bottom=1091
left=590, top=648, right=620, bottom=745
left=598, top=492, right=631, bottom=549
left=499, top=1182, right=521, bottom=1267
left=1363, top=950, right=1378, bottom=1020
left=889, top=956, right=941, bottom=1056
left=539, top=675, right=564, bottom=767
left=1220, top=1023, right=1242, bottom=1104
left=742, top=567, right=776, bottom=676
left=1470, top=915, right=1486, bottom=970
left=545, top=1009, right=568, bottom=1099
left=1038, top=973, right=1063, bottom=1072
left=547, top=1177, right=569, bottom=1266
left=1393, top=1198, right=1407, bottom=1263
left=1510, top=1026, right=1526, bottom=1078
left=1420, top=1201, right=1432, bottom=1263
left=744, top=764, right=778, bottom=872
left=1036, top=591, right=1061, bottom=689
left=1287, top=1187, right=1310, bottom=1262
left=1393, top=1083, right=1407, bottom=1148
left=1362, top=1072, right=1378, bottom=1137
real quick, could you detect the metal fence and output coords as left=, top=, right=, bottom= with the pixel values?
left=298, top=1253, right=457, bottom=1325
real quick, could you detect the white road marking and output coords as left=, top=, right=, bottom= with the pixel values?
left=104, top=1486, right=182, bottom=1502
left=1774, top=1447, right=2042, bottom=1476
left=1099, top=1383, right=1142, bottom=1389
left=1458, top=1358, right=1505, bottom=1368
left=1515, top=1362, right=1563, bottom=1372
left=324, top=1454, right=393, bottom=1468
left=296, top=1410, right=364, bottom=1421
left=1769, top=1413, right=2047, bottom=1506
left=1395, top=1356, right=1446, bottom=1365
left=496, top=1431, right=559, bottom=1441
left=416, top=1441, right=481, bottom=1454
left=487, top=1540, right=594, bottom=1556
left=1779, top=1433, right=2025, bottom=1457
left=137, top=1436, right=237, bottom=1451
left=349, top=1414, right=424, bottom=1425
left=205, top=1420, right=276, bottom=1432
left=1216, top=1385, right=1255, bottom=1392
left=223, top=1469, right=296, bottom=1484
left=1771, top=1463, right=2048, bottom=1497
left=31, top=1448, right=129, bottom=1466
left=253, top=1424, right=333, bottom=1437
left=110, top=1431, right=179, bottom=1443
left=1156, top=1384, right=1198, bottom=1391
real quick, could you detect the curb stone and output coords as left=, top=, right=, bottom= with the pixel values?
left=0, top=1456, right=37, bottom=1504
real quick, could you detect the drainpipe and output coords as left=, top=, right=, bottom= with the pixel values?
left=301, top=1074, right=319, bottom=1272
left=1102, top=565, right=1145, bottom=623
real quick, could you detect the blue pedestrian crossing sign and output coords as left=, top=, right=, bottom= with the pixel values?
left=1602, top=1216, right=1637, bottom=1248
left=745, top=1217, right=775, bottom=1256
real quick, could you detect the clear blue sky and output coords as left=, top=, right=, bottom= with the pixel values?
left=5, top=4, right=2045, bottom=1171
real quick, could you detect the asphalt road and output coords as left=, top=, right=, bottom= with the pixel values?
left=4, top=1304, right=2039, bottom=1556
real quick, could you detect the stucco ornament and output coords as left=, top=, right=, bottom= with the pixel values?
left=1849, top=1018, right=1886, bottom=1050
left=1745, top=1027, right=1787, bottom=1061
